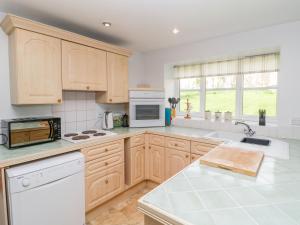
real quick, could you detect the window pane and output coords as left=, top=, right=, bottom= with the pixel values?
left=180, top=78, right=201, bottom=89
left=180, top=91, right=200, bottom=112
left=206, top=90, right=236, bottom=113
left=206, top=75, right=236, bottom=89
left=243, top=89, right=277, bottom=116
left=244, top=72, right=277, bottom=88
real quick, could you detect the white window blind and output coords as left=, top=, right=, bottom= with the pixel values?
left=173, top=52, right=280, bottom=79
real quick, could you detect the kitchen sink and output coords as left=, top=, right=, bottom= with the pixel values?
left=241, top=137, right=271, bottom=146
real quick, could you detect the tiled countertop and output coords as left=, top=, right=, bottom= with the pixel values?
left=0, top=126, right=212, bottom=168
left=138, top=139, right=300, bottom=225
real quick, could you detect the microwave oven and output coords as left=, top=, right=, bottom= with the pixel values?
left=1, top=117, right=61, bottom=149
left=129, top=90, right=165, bottom=127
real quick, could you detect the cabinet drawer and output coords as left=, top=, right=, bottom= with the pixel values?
left=85, top=163, right=124, bottom=211
left=165, top=137, right=190, bottom=152
left=191, top=141, right=218, bottom=155
left=127, top=135, right=145, bottom=148
left=85, top=151, right=124, bottom=177
left=82, top=140, right=124, bottom=162
left=149, top=134, right=165, bottom=147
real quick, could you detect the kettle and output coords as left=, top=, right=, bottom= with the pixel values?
left=102, top=111, right=113, bottom=130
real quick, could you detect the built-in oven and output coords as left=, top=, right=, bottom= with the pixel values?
left=1, top=117, right=61, bottom=149
left=129, top=91, right=165, bottom=127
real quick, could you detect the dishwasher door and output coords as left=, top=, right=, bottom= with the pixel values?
left=9, top=171, right=85, bottom=225
left=6, top=152, right=85, bottom=225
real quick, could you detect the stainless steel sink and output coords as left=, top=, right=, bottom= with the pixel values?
left=240, top=137, right=271, bottom=146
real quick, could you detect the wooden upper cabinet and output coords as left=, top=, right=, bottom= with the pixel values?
left=62, top=41, right=107, bottom=91
left=9, top=29, right=62, bottom=104
left=96, top=52, right=129, bottom=103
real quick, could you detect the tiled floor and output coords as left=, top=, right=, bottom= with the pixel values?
left=86, top=188, right=152, bottom=225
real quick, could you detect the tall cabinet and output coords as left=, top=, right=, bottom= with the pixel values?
left=9, top=29, right=62, bottom=104
left=96, top=52, right=129, bottom=103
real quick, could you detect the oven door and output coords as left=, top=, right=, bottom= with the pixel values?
left=129, top=99, right=165, bottom=127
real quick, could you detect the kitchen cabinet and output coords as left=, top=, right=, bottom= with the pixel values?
left=81, top=139, right=125, bottom=212
left=165, top=137, right=190, bottom=153
left=8, top=29, right=62, bottom=104
left=191, top=140, right=221, bottom=156
left=165, top=148, right=190, bottom=179
left=96, top=52, right=129, bottom=103
left=125, top=145, right=145, bottom=186
left=191, top=154, right=201, bottom=162
left=85, top=164, right=124, bottom=211
left=62, top=41, right=107, bottom=91
left=149, top=134, right=165, bottom=147
left=148, top=145, right=165, bottom=183
left=127, top=134, right=145, bottom=148
left=0, top=169, right=8, bottom=225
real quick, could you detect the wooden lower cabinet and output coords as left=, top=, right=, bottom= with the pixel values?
left=125, top=145, right=145, bottom=186
left=148, top=145, right=165, bottom=183
left=165, top=148, right=190, bottom=179
left=85, top=164, right=124, bottom=212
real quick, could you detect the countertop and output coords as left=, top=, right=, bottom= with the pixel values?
left=138, top=138, right=300, bottom=225
left=0, top=126, right=212, bottom=168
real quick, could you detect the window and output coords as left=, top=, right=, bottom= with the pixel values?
left=179, top=78, right=201, bottom=112
left=174, top=53, right=279, bottom=119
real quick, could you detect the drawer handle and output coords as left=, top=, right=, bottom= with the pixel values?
left=57, top=99, right=62, bottom=103
left=149, top=146, right=151, bottom=149
left=105, top=180, right=108, bottom=184
left=109, top=99, right=112, bottom=102
left=105, top=148, right=108, bottom=152
left=186, top=155, right=189, bottom=158
left=143, top=146, right=145, bottom=149
left=105, top=162, right=108, bottom=166
left=174, top=143, right=178, bottom=147
left=191, top=156, right=195, bottom=159
left=86, top=86, right=90, bottom=90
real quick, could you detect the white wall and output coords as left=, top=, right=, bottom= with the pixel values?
left=0, top=12, right=140, bottom=131
left=142, top=21, right=300, bottom=127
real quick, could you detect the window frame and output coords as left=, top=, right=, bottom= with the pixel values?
left=177, top=71, right=278, bottom=122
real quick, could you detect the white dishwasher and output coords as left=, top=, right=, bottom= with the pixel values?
left=6, top=152, right=85, bottom=225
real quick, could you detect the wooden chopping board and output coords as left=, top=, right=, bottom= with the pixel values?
left=200, top=146, right=264, bottom=177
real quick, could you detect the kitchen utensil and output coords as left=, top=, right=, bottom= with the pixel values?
left=102, top=111, right=113, bottom=129
left=200, top=146, right=264, bottom=177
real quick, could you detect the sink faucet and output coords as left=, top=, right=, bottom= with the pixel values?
left=235, top=121, right=256, bottom=137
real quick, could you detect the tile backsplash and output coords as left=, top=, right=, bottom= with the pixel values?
left=52, top=91, right=126, bottom=135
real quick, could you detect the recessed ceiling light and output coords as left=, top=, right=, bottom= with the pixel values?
left=102, top=22, right=112, bottom=27
left=172, top=28, right=180, bottom=34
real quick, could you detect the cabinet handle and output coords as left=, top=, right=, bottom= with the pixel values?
left=186, top=155, right=189, bottom=158
left=105, top=180, right=108, bottom=184
left=109, top=99, right=112, bottom=102
left=149, top=146, right=151, bottom=149
left=191, top=156, right=195, bottom=159
left=86, top=86, right=90, bottom=90
left=105, top=162, right=108, bottom=166
left=105, top=148, right=108, bottom=152
left=57, top=99, right=62, bottom=103
left=174, top=143, right=178, bottom=147
left=143, top=146, right=145, bottom=149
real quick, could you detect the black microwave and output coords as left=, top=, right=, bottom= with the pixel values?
left=1, top=117, right=61, bottom=149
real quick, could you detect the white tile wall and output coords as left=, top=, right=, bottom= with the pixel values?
left=52, top=91, right=127, bottom=135
left=52, top=91, right=99, bottom=135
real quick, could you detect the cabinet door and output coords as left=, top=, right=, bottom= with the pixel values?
left=11, top=29, right=62, bottom=104
left=165, top=148, right=190, bottom=179
left=62, top=41, right=107, bottom=91
left=149, top=145, right=165, bottom=183
left=85, top=164, right=124, bottom=212
left=97, top=52, right=128, bottom=103
left=130, top=145, right=145, bottom=185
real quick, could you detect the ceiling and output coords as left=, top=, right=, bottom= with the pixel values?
left=1, top=0, right=300, bottom=52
